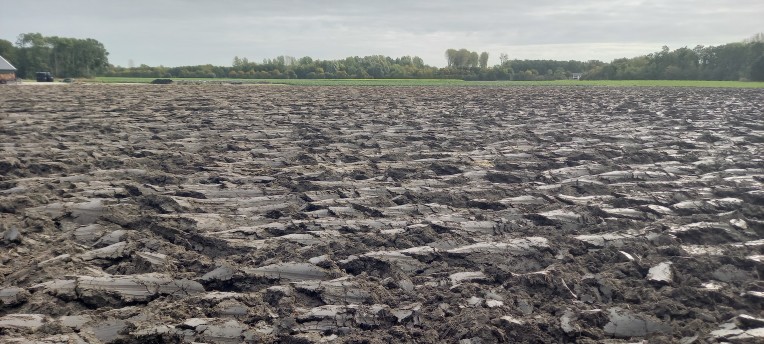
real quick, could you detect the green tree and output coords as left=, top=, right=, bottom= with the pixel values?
left=298, top=56, right=313, bottom=65
left=11, top=33, right=108, bottom=78
left=479, top=52, right=489, bottom=68
left=0, top=39, right=16, bottom=63
left=412, top=56, right=424, bottom=67
left=751, top=55, right=764, bottom=81
left=456, top=49, right=471, bottom=67
left=499, top=53, right=509, bottom=66
left=14, top=33, right=51, bottom=78
left=445, top=49, right=457, bottom=67
left=469, top=51, right=479, bottom=68
left=446, top=48, right=482, bottom=68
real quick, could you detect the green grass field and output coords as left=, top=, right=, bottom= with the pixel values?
left=88, top=77, right=764, bottom=88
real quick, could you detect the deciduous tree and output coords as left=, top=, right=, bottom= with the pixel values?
left=479, top=52, right=489, bottom=68
left=751, top=55, right=764, bottom=81
left=12, top=33, right=108, bottom=78
left=499, top=53, right=509, bottom=66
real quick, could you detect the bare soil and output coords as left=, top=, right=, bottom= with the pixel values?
left=0, top=84, right=762, bottom=343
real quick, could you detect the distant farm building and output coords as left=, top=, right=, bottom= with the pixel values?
left=0, top=55, right=17, bottom=83
left=571, top=73, right=583, bottom=80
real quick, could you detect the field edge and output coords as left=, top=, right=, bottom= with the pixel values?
left=78, top=77, right=764, bottom=88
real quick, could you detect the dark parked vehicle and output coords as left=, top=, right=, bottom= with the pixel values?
left=36, top=72, right=54, bottom=82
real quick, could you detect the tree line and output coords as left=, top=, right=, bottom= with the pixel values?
left=2, top=32, right=763, bottom=81
left=585, top=41, right=764, bottom=81
left=103, top=38, right=764, bottom=82
left=105, top=55, right=437, bottom=79
left=0, top=33, right=109, bottom=78
left=101, top=53, right=606, bottom=81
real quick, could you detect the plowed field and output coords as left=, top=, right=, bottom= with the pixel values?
left=1, top=85, right=762, bottom=343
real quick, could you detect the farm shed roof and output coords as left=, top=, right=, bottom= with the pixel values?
left=0, top=55, right=17, bottom=71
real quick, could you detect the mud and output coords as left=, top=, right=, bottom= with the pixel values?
left=0, top=84, right=762, bottom=343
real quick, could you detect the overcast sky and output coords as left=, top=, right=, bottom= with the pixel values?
left=2, top=0, right=762, bottom=67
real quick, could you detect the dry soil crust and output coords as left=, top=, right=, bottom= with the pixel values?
left=0, top=84, right=763, bottom=343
